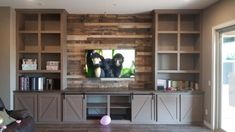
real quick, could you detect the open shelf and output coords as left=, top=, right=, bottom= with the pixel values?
left=41, top=53, right=61, bottom=70
left=17, top=73, right=61, bottom=91
left=158, top=34, right=178, bottom=51
left=41, top=14, right=61, bottom=31
left=87, top=103, right=107, bottom=108
left=18, top=53, right=38, bottom=70
left=110, top=95, right=131, bottom=120
left=180, top=14, right=200, bottom=31
left=158, top=53, right=177, bottom=70
left=158, top=14, right=178, bottom=31
left=110, top=96, right=131, bottom=108
left=18, top=33, right=38, bottom=51
left=41, top=33, right=61, bottom=51
left=180, top=53, right=200, bottom=70
left=154, top=11, right=201, bottom=90
left=110, top=108, right=131, bottom=120
left=180, top=34, right=200, bottom=51
left=18, top=70, right=61, bottom=74
left=18, top=13, right=38, bottom=31
left=16, top=10, right=66, bottom=91
left=86, top=95, right=107, bottom=120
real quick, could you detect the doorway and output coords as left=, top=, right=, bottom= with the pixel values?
left=215, top=25, right=235, bottom=132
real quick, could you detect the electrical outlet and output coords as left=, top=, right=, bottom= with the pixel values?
left=205, top=109, right=208, bottom=115
left=208, top=80, right=211, bottom=87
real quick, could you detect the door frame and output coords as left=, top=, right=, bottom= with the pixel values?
left=212, top=20, right=235, bottom=131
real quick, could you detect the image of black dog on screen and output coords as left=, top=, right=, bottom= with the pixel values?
left=87, top=51, right=105, bottom=78
left=87, top=51, right=124, bottom=78
left=111, top=53, right=124, bottom=77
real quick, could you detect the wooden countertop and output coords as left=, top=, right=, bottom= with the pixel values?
left=14, top=88, right=204, bottom=95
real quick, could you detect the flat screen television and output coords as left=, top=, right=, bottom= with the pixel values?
left=85, top=49, right=135, bottom=79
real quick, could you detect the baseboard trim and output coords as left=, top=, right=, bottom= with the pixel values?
left=204, top=120, right=212, bottom=129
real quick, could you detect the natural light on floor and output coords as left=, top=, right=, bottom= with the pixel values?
left=221, top=85, right=235, bottom=132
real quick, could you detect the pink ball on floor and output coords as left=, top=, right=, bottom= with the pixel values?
left=100, top=115, right=111, bottom=125
left=2, top=125, right=7, bottom=129
left=16, top=120, right=21, bottom=124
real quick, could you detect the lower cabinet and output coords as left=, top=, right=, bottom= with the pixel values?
left=14, top=92, right=203, bottom=124
left=131, top=94, right=155, bottom=123
left=180, top=94, right=203, bottom=123
left=14, top=93, right=37, bottom=121
left=37, top=93, right=61, bottom=122
left=63, top=94, right=85, bottom=122
left=157, top=94, right=179, bottom=124
left=14, top=92, right=61, bottom=122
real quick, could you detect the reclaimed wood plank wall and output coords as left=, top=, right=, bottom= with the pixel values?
left=66, top=13, right=153, bottom=89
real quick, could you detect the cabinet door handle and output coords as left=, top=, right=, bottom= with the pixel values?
left=83, top=93, right=85, bottom=100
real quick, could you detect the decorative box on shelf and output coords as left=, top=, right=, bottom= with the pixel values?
left=46, top=61, right=59, bottom=70
left=22, top=59, right=37, bottom=70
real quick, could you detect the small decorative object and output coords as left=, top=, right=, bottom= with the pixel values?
left=100, top=115, right=111, bottom=126
left=38, top=77, right=45, bottom=91
left=171, top=81, right=178, bottom=91
left=190, top=81, right=195, bottom=90
left=157, top=79, right=167, bottom=91
left=22, top=59, right=37, bottom=70
left=16, top=120, right=21, bottom=124
left=46, top=61, right=59, bottom=70
left=45, top=78, right=54, bottom=90
left=194, top=83, right=199, bottom=90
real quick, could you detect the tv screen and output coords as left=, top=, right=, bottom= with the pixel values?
left=85, top=49, right=135, bottom=79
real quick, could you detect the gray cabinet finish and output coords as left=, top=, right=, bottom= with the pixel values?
left=13, top=92, right=203, bottom=124
left=63, top=94, right=84, bottom=122
left=157, top=94, right=179, bottom=123
left=14, top=93, right=37, bottom=121
left=180, top=94, right=203, bottom=123
left=38, top=93, right=61, bottom=122
left=132, top=94, right=155, bottom=123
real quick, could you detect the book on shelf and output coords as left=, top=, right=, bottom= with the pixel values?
left=19, top=76, right=56, bottom=91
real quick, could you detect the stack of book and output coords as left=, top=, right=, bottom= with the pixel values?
left=19, top=76, right=55, bottom=91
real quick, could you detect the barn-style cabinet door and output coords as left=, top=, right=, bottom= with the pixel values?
left=180, top=94, right=203, bottom=123
left=157, top=94, right=179, bottom=124
left=14, top=93, right=37, bottom=121
left=63, top=94, right=85, bottom=122
left=131, top=94, right=155, bottom=123
left=37, top=93, right=61, bottom=122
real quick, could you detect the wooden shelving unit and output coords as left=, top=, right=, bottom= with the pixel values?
left=154, top=10, right=201, bottom=90
left=86, top=95, right=108, bottom=120
left=16, top=9, right=67, bottom=91
left=86, top=95, right=131, bottom=121
left=110, top=95, right=131, bottom=120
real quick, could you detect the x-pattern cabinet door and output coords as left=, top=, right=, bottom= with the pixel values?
left=180, top=94, right=203, bottom=123
left=63, top=94, right=85, bottom=122
left=14, top=93, right=37, bottom=121
left=37, top=93, right=61, bottom=122
left=157, top=94, right=179, bottom=124
left=132, top=94, right=155, bottom=123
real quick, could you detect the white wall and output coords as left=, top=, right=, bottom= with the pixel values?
left=0, top=7, right=16, bottom=109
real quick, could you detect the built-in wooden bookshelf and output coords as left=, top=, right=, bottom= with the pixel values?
left=16, top=9, right=67, bottom=91
left=154, top=10, right=201, bottom=90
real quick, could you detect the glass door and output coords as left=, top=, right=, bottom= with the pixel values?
left=219, top=26, right=235, bottom=132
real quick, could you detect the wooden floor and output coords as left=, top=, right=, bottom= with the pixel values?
left=36, top=124, right=212, bottom=132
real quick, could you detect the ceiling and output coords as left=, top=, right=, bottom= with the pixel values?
left=0, top=0, right=219, bottom=14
